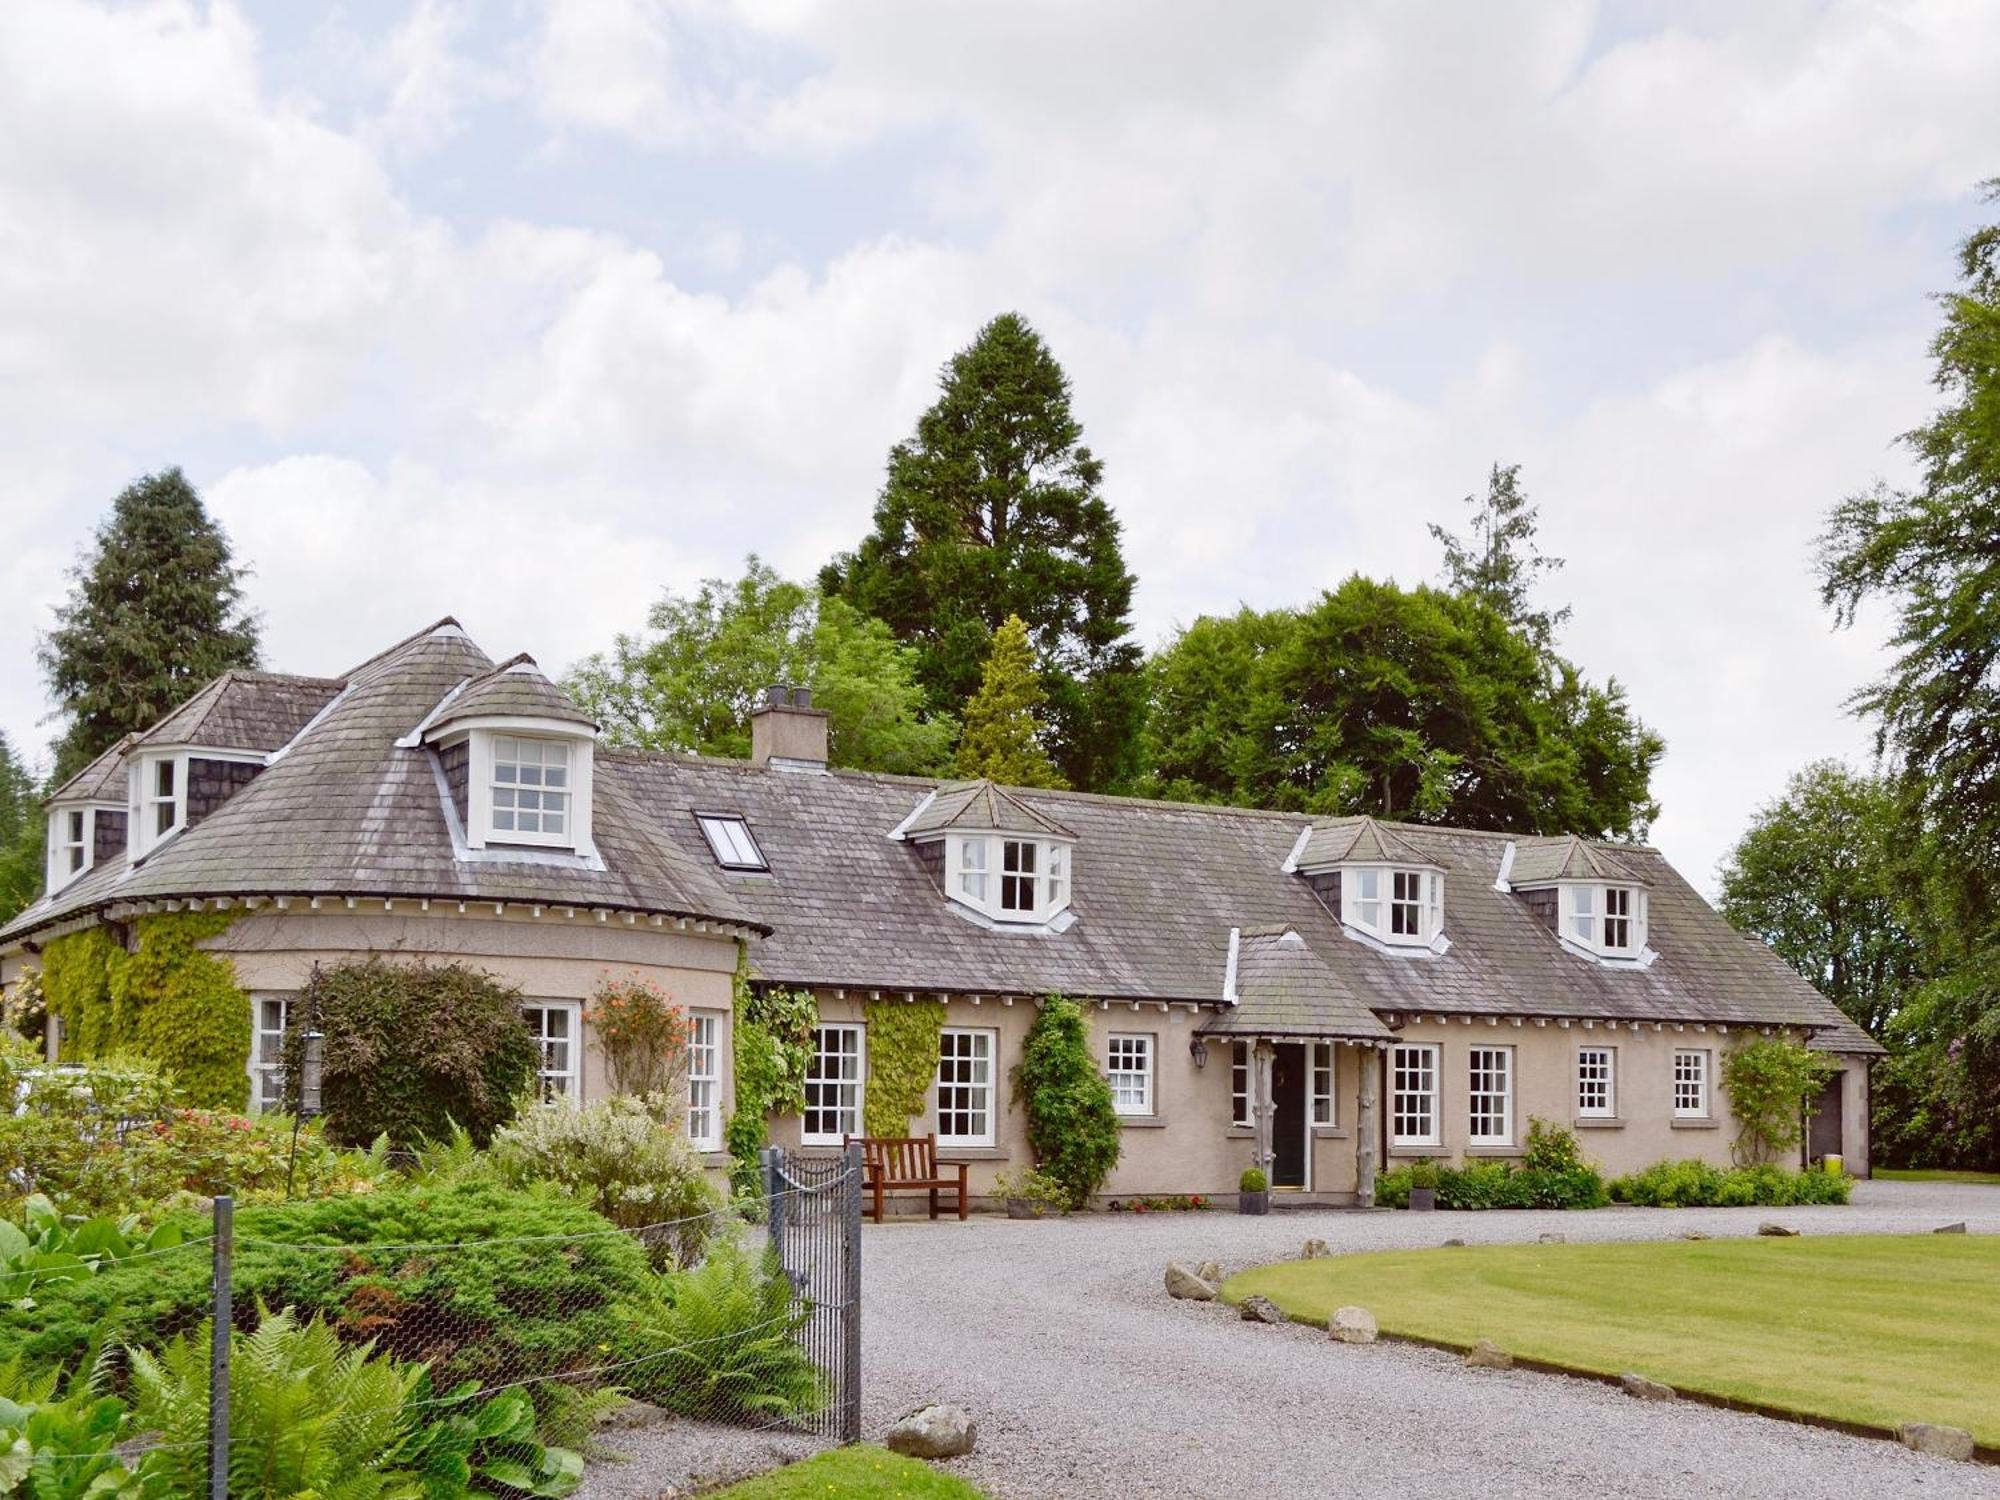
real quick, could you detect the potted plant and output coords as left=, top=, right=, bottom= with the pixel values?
left=1239, top=1166, right=1270, bottom=1216
left=995, top=1167, right=1064, bottom=1220
left=1407, top=1159, right=1440, bottom=1212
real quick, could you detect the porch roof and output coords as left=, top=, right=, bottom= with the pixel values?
left=1198, top=927, right=1395, bottom=1042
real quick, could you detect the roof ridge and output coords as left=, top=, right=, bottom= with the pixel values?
left=339, top=616, right=467, bottom=681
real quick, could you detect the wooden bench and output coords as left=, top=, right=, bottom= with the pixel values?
left=845, top=1133, right=970, bottom=1223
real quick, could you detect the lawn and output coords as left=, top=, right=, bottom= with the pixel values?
left=706, top=1445, right=985, bottom=1499
left=1874, top=1167, right=2000, bottom=1185
left=1226, top=1235, right=2000, bottom=1444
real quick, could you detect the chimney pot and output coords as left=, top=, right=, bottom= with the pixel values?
left=791, top=685, right=813, bottom=709
left=766, top=685, right=788, bottom=709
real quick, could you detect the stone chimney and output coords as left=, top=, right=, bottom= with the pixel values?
left=750, top=685, right=830, bottom=771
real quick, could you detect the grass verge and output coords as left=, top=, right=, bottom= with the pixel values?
left=1226, top=1235, right=2000, bottom=1445
left=705, top=1445, right=985, bottom=1498
left=1875, top=1167, right=2000, bottom=1185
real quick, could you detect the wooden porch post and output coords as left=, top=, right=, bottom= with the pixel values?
left=1355, top=1043, right=1380, bottom=1208
left=1252, top=1039, right=1276, bottom=1174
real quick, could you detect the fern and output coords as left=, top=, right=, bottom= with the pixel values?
left=621, top=1241, right=822, bottom=1421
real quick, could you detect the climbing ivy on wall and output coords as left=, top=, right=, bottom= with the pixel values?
left=861, top=999, right=944, bottom=1138
left=724, top=941, right=819, bottom=1195
left=39, top=912, right=251, bottom=1110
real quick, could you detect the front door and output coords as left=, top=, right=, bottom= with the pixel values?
left=1808, top=1075, right=1843, bottom=1164
left=1271, top=1043, right=1307, bottom=1188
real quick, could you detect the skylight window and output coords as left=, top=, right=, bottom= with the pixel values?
left=697, top=813, right=768, bottom=871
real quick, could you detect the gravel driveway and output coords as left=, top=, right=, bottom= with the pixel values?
left=861, top=1181, right=2000, bottom=1499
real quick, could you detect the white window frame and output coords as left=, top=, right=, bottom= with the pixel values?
left=458, top=725, right=595, bottom=855
left=1673, top=1047, right=1710, bottom=1118
left=696, top=814, right=766, bottom=871
left=1576, top=1045, right=1616, bottom=1119
left=802, top=1023, right=865, bottom=1145
left=1107, top=1034, right=1154, bottom=1116
left=1391, top=1042, right=1440, bottom=1148
left=46, top=806, right=94, bottom=893
left=944, top=834, right=1074, bottom=924
left=1560, top=883, right=1649, bottom=958
left=127, top=752, right=187, bottom=859
left=522, top=1000, right=582, bottom=1101
left=489, top=736, right=573, bottom=845
left=1342, top=866, right=1442, bottom=947
left=1231, top=1041, right=1250, bottom=1127
left=935, top=1027, right=997, bottom=1147
left=248, top=994, right=292, bottom=1115
left=686, top=1010, right=722, bottom=1148
left=1310, top=1041, right=1336, bottom=1126
left=1467, top=1045, right=1515, bottom=1146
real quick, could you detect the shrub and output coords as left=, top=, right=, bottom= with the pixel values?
left=617, top=1240, right=821, bottom=1422
left=586, top=975, right=690, bottom=1099
left=1606, top=1158, right=1851, bottom=1208
left=0, top=1181, right=653, bottom=1396
left=993, top=1168, right=1065, bottom=1209
left=1238, top=1167, right=1268, bottom=1193
left=0, top=1194, right=187, bottom=1306
left=0, top=1056, right=177, bottom=1215
left=1722, top=1038, right=1839, bottom=1165
left=292, top=959, right=538, bottom=1147
left=1372, top=1126, right=1608, bottom=1211
left=489, top=1095, right=722, bottom=1264
left=1013, top=997, right=1121, bottom=1210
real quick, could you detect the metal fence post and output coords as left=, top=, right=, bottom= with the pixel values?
left=762, top=1146, right=785, bottom=1262
left=209, top=1194, right=233, bottom=1500
left=841, top=1141, right=862, bottom=1445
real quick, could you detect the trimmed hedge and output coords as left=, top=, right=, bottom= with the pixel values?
left=1607, top=1159, right=1852, bottom=1207
left=1376, top=1120, right=1609, bottom=1210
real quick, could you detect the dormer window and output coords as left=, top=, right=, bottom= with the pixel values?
left=127, top=752, right=187, bottom=860
left=438, top=724, right=597, bottom=857
left=697, top=813, right=768, bottom=871
left=46, top=807, right=91, bottom=892
left=491, top=736, right=570, bottom=842
left=947, top=834, right=1072, bottom=924
left=1340, top=866, right=1442, bottom=947
left=1562, top=883, right=1648, bottom=958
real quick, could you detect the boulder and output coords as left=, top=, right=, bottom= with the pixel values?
left=1196, top=1259, right=1225, bottom=1284
left=1680, top=1231, right=1712, bottom=1241
left=1328, top=1306, right=1378, bottom=1344
left=1165, top=1263, right=1217, bottom=1301
left=1537, top=1232, right=1567, bottom=1244
left=1440, top=1237, right=1467, bottom=1248
left=1756, top=1222, right=1799, bottom=1238
left=885, top=1405, right=977, bottom=1460
left=1934, top=1222, right=1968, bottom=1235
left=1619, top=1373, right=1676, bottom=1402
left=601, top=1399, right=669, bottom=1431
left=1463, top=1339, right=1513, bottom=1370
left=1239, top=1295, right=1288, bottom=1324
left=1897, top=1423, right=1976, bottom=1462
left=1301, top=1238, right=1331, bottom=1260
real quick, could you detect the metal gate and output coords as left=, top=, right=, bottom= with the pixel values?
left=762, top=1143, right=863, bottom=1443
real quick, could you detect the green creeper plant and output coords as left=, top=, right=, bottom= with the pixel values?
left=860, top=1000, right=945, bottom=1137
left=1012, top=996, right=1121, bottom=1209
left=725, top=945, right=818, bottom=1195
left=1722, top=1038, right=1840, bottom=1165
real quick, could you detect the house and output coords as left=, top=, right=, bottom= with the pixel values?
left=0, top=619, right=1881, bottom=1202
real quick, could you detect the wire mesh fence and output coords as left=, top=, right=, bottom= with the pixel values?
left=0, top=1144, right=862, bottom=1497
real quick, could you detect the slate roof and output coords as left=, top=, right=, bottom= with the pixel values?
left=1299, top=816, right=1435, bottom=869
left=425, top=654, right=597, bottom=734
left=46, top=736, right=134, bottom=804
left=136, top=671, right=344, bottom=754
left=1508, top=833, right=1651, bottom=887
left=0, top=625, right=759, bottom=944
left=1198, top=928, right=1394, bottom=1041
left=900, top=780, right=1074, bottom=839
left=0, top=621, right=1878, bottom=1054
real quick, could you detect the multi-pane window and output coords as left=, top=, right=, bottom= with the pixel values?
left=957, top=837, right=989, bottom=903
left=1673, top=1048, right=1709, bottom=1117
left=1566, top=884, right=1597, bottom=945
left=523, top=1003, right=580, bottom=1100
left=1107, top=1034, right=1154, bottom=1115
left=148, top=758, right=180, bottom=839
left=1345, top=867, right=1440, bottom=944
left=1000, top=840, right=1038, bottom=912
left=687, top=1011, right=721, bottom=1148
left=491, top=737, right=570, bottom=840
left=936, top=1028, right=996, bottom=1146
left=803, top=1024, right=864, bottom=1144
left=1577, top=1046, right=1615, bottom=1118
left=1349, top=868, right=1382, bottom=929
left=1603, top=887, right=1635, bottom=950
left=1390, top=871, right=1425, bottom=936
left=696, top=815, right=766, bottom=871
left=1310, top=1042, right=1335, bottom=1125
left=1467, top=1046, right=1514, bottom=1144
left=1231, top=1042, right=1250, bottom=1126
left=250, top=996, right=290, bottom=1113
left=1043, top=843, right=1069, bottom=910
left=61, top=810, right=87, bottom=875
left=1391, top=1043, right=1439, bottom=1146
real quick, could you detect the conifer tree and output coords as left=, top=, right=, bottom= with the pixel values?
left=954, top=615, right=1067, bottom=789
left=38, top=469, right=260, bottom=782
left=0, top=734, right=40, bottom=923
left=1430, top=462, right=1569, bottom=652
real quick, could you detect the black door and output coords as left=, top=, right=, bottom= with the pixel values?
left=1808, top=1076, right=1843, bottom=1164
left=1271, top=1043, right=1307, bottom=1188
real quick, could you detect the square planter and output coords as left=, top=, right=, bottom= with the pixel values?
left=1408, top=1187, right=1437, bottom=1212
left=1239, top=1189, right=1271, bottom=1215
left=1005, top=1199, right=1047, bottom=1220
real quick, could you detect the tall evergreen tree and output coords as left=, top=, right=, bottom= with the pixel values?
left=821, top=313, right=1145, bottom=792
left=1430, top=462, right=1569, bottom=652
left=954, top=615, right=1067, bottom=789
left=38, top=469, right=260, bottom=782
left=0, top=734, right=40, bottom=923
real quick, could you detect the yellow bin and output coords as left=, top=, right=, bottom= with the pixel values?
left=1822, top=1154, right=1844, bottom=1176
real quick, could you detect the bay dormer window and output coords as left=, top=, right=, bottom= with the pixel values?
left=946, top=833, right=1073, bottom=924
left=1561, top=883, right=1648, bottom=959
left=126, top=753, right=187, bottom=860
left=1340, top=866, right=1443, bottom=948
left=45, top=807, right=92, bottom=892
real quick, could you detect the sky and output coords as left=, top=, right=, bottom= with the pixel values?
left=2, top=0, right=1997, bottom=893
